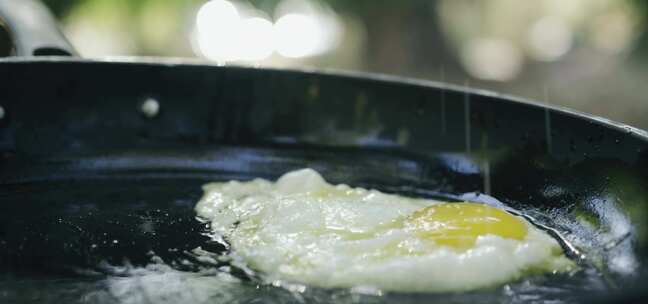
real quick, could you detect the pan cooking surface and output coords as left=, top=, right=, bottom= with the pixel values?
left=0, top=147, right=627, bottom=303
left=0, top=60, right=646, bottom=302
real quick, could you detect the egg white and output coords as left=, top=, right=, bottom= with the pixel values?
left=195, top=168, right=575, bottom=293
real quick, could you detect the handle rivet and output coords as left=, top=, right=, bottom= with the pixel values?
left=140, top=98, right=160, bottom=118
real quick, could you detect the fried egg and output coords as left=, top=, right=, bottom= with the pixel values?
left=195, top=168, right=575, bottom=293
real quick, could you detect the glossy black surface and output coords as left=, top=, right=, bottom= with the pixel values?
left=1, top=60, right=648, bottom=303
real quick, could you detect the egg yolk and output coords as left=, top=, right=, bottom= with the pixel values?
left=406, top=202, right=528, bottom=250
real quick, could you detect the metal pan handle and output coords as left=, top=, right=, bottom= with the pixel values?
left=0, top=0, right=77, bottom=57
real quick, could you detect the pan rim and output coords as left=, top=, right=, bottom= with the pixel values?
left=2, top=56, right=647, bottom=143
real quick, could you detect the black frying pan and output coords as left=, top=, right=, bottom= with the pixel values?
left=1, top=1, right=647, bottom=303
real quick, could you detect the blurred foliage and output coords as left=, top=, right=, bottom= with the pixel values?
left=40, top=0, right=76, bottom=17
left=43, top=0, right=200, bottom=17
left=40, top=0, right=442, bottom=27
left=42, top=0, right=435, bottom=18
left=628, top=0, right=648, bottom=55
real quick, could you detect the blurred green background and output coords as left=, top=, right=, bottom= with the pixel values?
left=4, top=0, right=648, bottom=130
